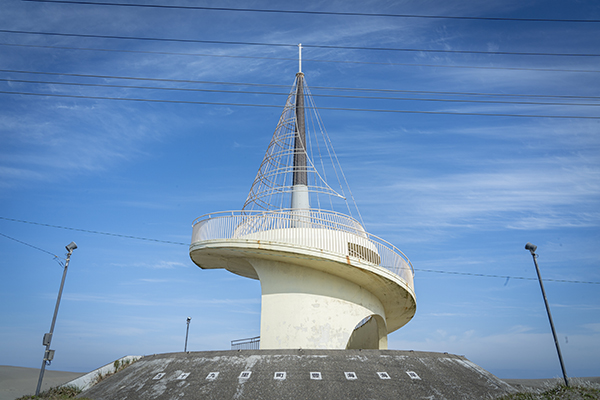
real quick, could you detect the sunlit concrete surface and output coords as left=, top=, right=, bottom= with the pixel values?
left=80, top=350, right=517, bottom=400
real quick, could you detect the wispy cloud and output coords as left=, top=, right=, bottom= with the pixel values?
left=111, top=260, right=188, bottom=269
left=359, top=157, right=600, bottom=231
left=63, top=293, right=260, bottom=308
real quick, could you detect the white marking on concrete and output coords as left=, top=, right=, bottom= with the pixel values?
left=344, top=371, right=358, bottom=380
left=152, top=373, right=165, bottom=380
left=206, top=372, right=219, bottom=380
left=377, top=372, right=391, bottom=379
left=239, top=371, right=252, bottom=379
left=274, top=372, right=286, bottom=380
left=406, top=371, right=421, bottom=380
left=310, top=372, right=322, bottom=380
left=176, top=372, right=190, bottom=380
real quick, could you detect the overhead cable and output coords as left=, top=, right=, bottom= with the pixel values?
left=2, top=42, right=598, bottom=74
left=21, top=0, right=600, bottom=23
left=1, top=29, right=598, bottom=57
left=2, top=69, right=598, bottom=100
left=0, top=232, right=63, bottom=259
left=0, top=216, right=188, bottom=246
left=2, top=78, right=599, bottom=107
left=1, top=89, right=599, bottom=119
left=2, top=217, right=598, bottom=284
left=415, top=268, right=600, bottom=285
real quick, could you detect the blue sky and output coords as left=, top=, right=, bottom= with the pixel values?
left=1, top=0, right=599, bottom=379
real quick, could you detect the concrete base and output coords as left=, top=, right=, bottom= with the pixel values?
left=251, top=258, right=388, bottom=350
left=190, top=236, right=417, bottom=350
left=80, top=350, right=517, bottom=400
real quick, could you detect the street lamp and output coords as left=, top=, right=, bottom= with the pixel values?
left=184, top=317, right=191, bottom=352
left=525, top=242, right=569, bottom=387
left=35, top=242, right=77, bottom=396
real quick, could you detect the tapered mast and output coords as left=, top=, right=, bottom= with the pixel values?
left=291, top=44, right=309, bottom=209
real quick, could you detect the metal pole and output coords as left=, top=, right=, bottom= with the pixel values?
left=184, top=317, right=191, bottom=352
left=35, top=242, right=77, bottom=395
left=526, top=243, right=569, bottom=387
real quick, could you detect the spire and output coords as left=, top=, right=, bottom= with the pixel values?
left=293, top=72, right=306, bottom=187
left=298, top=43, right=302, bottom=73
left=242, top=51, right=361, bottom=222
left=292, top=43, right=308, bottom=209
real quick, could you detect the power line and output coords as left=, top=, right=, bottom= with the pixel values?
left=3, top=42, right=599, bottom=74
left=22, top=0, right=600, bottom=23
left=0, top=232, right=63, bottom=259
left=415, top=268, right=600, bottom=285
left=2, top=89, right=599, bottom=119
left=2, top=216, right=598, bottom=284
left=2, top=69, right=598, bottom=100
left=0, top=216, right=188, bottom=246
left=3, top=78, right=598, bottom=107
left=307, top=44, right=599, bottom=58
left=2, top=29, right=599, bottom=57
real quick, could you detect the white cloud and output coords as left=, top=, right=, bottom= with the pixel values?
left=110, top=260, right=188, bottom=269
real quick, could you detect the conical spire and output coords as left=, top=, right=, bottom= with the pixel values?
left=293, top=72, right=306, bottom=187
left=242, top=71, right=360, bottom=223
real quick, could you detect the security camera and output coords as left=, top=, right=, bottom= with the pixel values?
left=65, top=241, right=78, bottom=252
left=187, top=317, right=192, bottom=322
left=525, top=242, right=537, bottom=254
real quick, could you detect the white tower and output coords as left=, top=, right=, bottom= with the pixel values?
left=190, top=53, right=416, bottom=350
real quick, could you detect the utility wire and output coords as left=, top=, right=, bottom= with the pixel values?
left=3, top=78, right=598, bottom=107
left=2, top=29, right=598, bottom=57
left=415, top=268, right=600, bottom=285
left=21, top=0, right=600, bottom=23
left=2, top=217, right=598, bottom=284
left=0, top=216, right=188, bottom=246
left=3, top=42, right=599, bottom=74
left=0, top=232, right=63, bottom=259
left=2, top=89, right=599, bottom=119
left=2, top=69, right=598, bottom=100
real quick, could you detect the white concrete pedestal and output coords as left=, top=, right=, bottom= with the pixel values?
left=250, top=259, right=388, bottom=349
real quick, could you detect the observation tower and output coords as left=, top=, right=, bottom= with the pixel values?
left=190, top=46, right=416, bottom=350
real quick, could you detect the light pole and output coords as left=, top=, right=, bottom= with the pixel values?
left=525, top=242, right=569, bottom=387
left=35, top=241, right=77, bottom=396
left=184, top=317, right=191, bottom=352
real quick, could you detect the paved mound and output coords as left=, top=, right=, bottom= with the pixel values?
left=80, top=349, right=516, bottom=400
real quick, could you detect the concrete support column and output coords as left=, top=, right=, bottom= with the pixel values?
left=249, top=258, right=387, bottom=350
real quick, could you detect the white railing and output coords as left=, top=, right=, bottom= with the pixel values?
left=191, top=209, right=414, bottom=289
left=231, top=336, right=260, bottom=350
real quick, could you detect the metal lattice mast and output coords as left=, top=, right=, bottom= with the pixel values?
left=242, top=44, right=361, bottom=221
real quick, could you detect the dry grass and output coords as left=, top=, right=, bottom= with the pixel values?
left=14, top=385, right=92, bottom=400
left=497, top=383, right=600, bottom=400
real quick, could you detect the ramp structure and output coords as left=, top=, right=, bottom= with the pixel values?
left=79, top=350, right=518, bottom=400
left=190, top=49, right=416, bottom=350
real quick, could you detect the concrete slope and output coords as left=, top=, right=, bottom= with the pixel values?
left=80, top=350, right=516, bottom=400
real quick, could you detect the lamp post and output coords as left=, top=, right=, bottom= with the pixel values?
left=184, top=317, right=191, bottom=352
left=35, top=241, right=77, bottom=396
left=525, top=242, right=569, bottom=387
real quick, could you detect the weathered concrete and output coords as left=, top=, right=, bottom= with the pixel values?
left=80, top=350, right=517, bottom=400
left=190, top=237, right=416, bottom=350
left=65, top=356, right=143, bottom=392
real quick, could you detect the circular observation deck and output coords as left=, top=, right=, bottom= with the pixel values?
left=189, top=209, right=416, bottom=335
